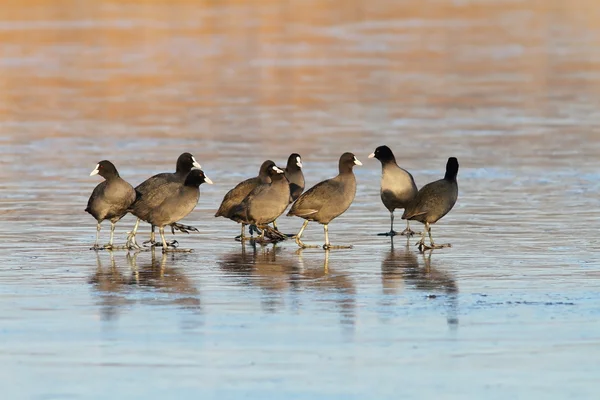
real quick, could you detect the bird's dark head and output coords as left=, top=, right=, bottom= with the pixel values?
left=90, top=160, right=119, bottom=179
left=444, top=157, right=459, bottom=181
left=286, top=153, right=303, bottom=171
left=258, top=160, right=277, bottom=178
left=184, top=169, right=213, bottom=187
left=268, top=164, right=286, bottom=180
left=176, top=152, right=201, bottom=175
left=339, top=152, right=362, bottom=173
left=368, top=145, right=396, bottom=164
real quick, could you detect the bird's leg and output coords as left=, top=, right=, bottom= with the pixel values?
left=421, top=222, right=451, bottom=250
left=159, top=227, right=169, bottom=250
left=378, top=211, right=397, bottom=236
left=104, top=221, right=129, bottom=250
left=295, top=220, right=318, bottom=248
left=323, top=224, right=352, bottom=249
left=126, top=219, right=141, bottom=250
left=272, top=220, right=279, bottom=230
left=170, top=222, right=199, bottom=234
left=103, top=222, right=115, bottom=250
left=236, top=224, right=248, bottom=241
left=160, top=227, right=192, bottom=253
left=401, top=219, right=417, bottom=237
left=144, top=226, right=177, bottom=247
left=91, top=222, right=103, bottom=250
left=143, top=225, right=156, bottom=246
left=258, top=227, right=265, bottom=241
left=416, top=225, right=427, bottom=252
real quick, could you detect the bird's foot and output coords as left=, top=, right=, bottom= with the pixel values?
left=162, top=246, right=193, bottom=253
left=377, top=230, right=397, bottom=237
left=401, top=228, right=418, bottom=237
left=146, top=239, right=179, bottom=248
left=295, top=239, right=320, bottom=249
left=323, top=244, right=353, bottom=250
left=248, top=224, right=261, bottom=236
left=262, top=226, right=287, bottom=242
left=170, top=223, right=199, bottom=235
left=253, top=236, right=275, bottom=245
left=127, top=242, right=141, bottom=251
left=107, top=244, right=129, bottom=251
left=90, top=244, right=124, bottom=251
left=416, top=241, right=451, bottom=252
left=126, top=232, right=141, bottom=250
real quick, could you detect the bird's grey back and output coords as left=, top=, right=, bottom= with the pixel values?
left=215, top=176, right=261, bottom=217
left=87, top=178, right=135, bottom=222
left=145, top=185, right=200, bottom=227
left=403, top=179, right=457, bottom=224
left=289, top=174, right=356, bottom=224
left=380, top=163, right=418, bottom=210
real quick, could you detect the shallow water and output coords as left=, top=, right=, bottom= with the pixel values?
left=1, top=0, right=600, bottom=398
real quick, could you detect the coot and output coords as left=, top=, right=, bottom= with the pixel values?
left=368, top=145, right=418, bottom=236
left=126, top=152, right=201, bottom=249
left=402, top=157, right=459, bottom=251
left=215, top=160, right=275, bottom=239
left=138, top=169, right=213, bottom=252
left=287, top=152, right=362, bottom=249
left=86, top=160, right=136, bottom=250
left=229, top=164, right=290, bottom=241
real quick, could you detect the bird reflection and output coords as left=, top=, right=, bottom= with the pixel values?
left=88, top=251, right=134, bottom=321
left=381, top=237, right=458, bottom=327
left=217, top=245, right=356, bottom=334
left=218, top=243, right=300, bottom=313
left=89, top=249, right=202, bottom=330
left=295, top=249, right=356, bottom=335
left=128, top=248, right=202, bottom=311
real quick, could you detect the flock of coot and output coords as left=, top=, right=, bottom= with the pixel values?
left=86, top=147, right=459, bottom=252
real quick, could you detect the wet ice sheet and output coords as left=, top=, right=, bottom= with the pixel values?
left=1, top=0, right=600, bottom=399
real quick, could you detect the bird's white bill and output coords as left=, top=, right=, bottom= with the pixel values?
left=204, top=176, right=214, bottom=184
left=368, top=152, right=375, bottom=159
left=90, top=164, right=100, bottom=176
left=192, top=156, right=202, bottom=169
left=354, top=157, right=363, bottom=166
left=296, top=156, right=303, bottom=168
left=273, top=166, right=285, bottom=173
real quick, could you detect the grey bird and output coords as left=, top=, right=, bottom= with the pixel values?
left=86, top=160, right=136, bottom=250
left=287, top=152, right=362, bottom=249
left=402, top=157, right=459, bottom=251
left=126, top=152, right=202, bottom=249
left=369, top=145, right=418, bottom=237
left=215, top=160, right=276, bottom=240
left=229, top=164, right=291, bottom=242
left=136, top=169, right=213, bottom=252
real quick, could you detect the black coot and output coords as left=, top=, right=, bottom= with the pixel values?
left=86, top=160, right=136, bottom=250
left=229, top=164, right=290, bottom=241
left=215, top=160, right=276, bottom=239
left=402, top=157, right=459, bottom=251
left=126, top=152, right=201, bottom=249
left=138, top=169, right=213, bottom=252
left=287, top=152, right=362, bottom=249
left=368, top=145, right=418, bottom=236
